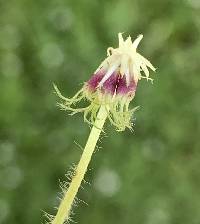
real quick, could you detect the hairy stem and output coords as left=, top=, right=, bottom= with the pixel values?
left=52, top=105, right=108, bottom=224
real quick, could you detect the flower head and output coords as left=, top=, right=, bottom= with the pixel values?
left=54, top=33, right=155, bottom=131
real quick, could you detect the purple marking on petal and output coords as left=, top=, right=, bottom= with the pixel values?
left=86, top=70, right=105, bottom=92
left=102, top=72, right=118, bottom=95
left=86, top=69, right=137, bottom=97
left=102, top=72, right=137, bottom=96
left=116, top=75, right=137, bottom=95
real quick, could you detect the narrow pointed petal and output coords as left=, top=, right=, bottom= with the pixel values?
left=138, top=54, right=156, bottom=71
left=98, top=61, right=120, bottom=87
left=132, top=34, right=143, bottom=49
left=118, top=33, right=124, bottom=48
left=125, top=66, right=130, bottom=86
left=141, top=63, right=149, bottom=78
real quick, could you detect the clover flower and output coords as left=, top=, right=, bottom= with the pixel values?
left=50, top=33, right=156, bottom=224
left=54, top=33, right=155, bottom=131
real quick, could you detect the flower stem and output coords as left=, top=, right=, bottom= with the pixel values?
left=52, top=105, right=108, bottom=224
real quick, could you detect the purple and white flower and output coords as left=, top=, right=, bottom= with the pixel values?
left=54, top=33, right=155, bottom=131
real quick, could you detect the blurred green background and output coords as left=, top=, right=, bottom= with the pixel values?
left=0, top=0, right=200, bottom=223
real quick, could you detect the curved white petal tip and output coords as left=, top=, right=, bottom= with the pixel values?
left=132, top=34, right=143, bottom=49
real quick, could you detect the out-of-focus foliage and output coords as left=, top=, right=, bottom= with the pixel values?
left=0, top=0, right=200, bottom=223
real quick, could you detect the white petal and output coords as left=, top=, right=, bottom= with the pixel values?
left=118, top=33, right=124, bottom=48
left=107, top=47, right=114, bottom=56
left=132, top=34, right=143, bottom=49
left=132, top=63, right=141, bottom=82
left=125, top=65, right=130, bottom=86
left=138, top=53, right=156, bottom=71
left=120, top=54, right=128, bottom=76
left=125, top=36, right=132, bottom=46
left=141, top=63, right=149, bottom=78
left=98, top=61, right=120, bottom=86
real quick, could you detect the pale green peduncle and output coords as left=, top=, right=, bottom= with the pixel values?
left=51, top=105, right=108, bottom=224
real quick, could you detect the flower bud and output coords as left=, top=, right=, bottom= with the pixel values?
left=54, top=33, right=155, bottom=131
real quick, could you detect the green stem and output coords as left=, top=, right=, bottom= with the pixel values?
left=52, top=105, right=108, bottom=224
